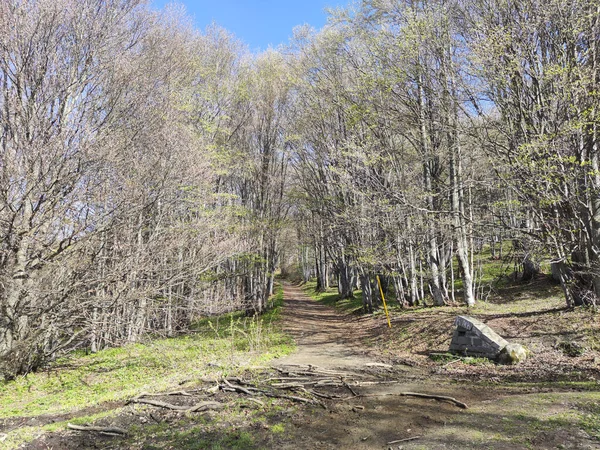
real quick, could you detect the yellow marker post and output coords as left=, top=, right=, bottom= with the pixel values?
left=376, top=275, right=392, bottom=328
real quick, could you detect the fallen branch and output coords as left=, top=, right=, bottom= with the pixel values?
left=67, top=424, right=127, bottom=436
left=399, top=392, right=468, bottom=409
left=388, top=436, right=422, bottom=444
left=341, top=392, right=468, bottom=409
left=129, top=397, right=222, bottom=412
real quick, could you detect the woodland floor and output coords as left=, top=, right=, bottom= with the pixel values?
left=7, top=280, right=600, bottom=449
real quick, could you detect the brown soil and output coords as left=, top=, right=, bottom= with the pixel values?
left=22, top=282, right=600, bottom=449
left=274, top=283, right=383, bottom=368
left=270, top=283, right=600, bottom=449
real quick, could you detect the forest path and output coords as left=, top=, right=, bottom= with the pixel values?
left=268, top=283, right=599, bottom=450
left=273, top=283, right=383, bottom=369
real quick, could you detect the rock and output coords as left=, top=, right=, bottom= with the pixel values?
left=450, top=316, right=529, bottom=364
left=499, top=343, right=529, bottom=365
left=449, top=316, right=509, bottom=359
left=557, top=341, right=585, bottom=357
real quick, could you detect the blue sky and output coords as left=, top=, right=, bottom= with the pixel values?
left=151, top=0, right=348, bottom=52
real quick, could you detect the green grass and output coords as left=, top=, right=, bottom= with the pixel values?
left=427, top=352, right=492, bottom=366
left=134, top=423, right=258, bottom=450
left=0, top=284, right=294, bottom=449
left=124, top=400, right=294, bottom=450
left=301, top=280, right=364, bottom=313
left=193, top=283, right=290, bottom=352
left=270, top=423, right=285, bottom=434
left=579, top=401, right=600, bottom=439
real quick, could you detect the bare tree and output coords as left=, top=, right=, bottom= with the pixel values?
left=464, top=0, right=600, bottom=306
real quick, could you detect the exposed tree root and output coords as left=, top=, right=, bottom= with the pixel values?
left=399, top=392, right=468, bottom=409
left=135, top=390, right=193, bottom=398
left=343, top=392, right=468, bottom=409
left=222, top=378, right=255, bottom=395
left=128, top=397, right=223, bottom=412
left=340, top=377, right=359, bottom=396
left=118, top=366, right=467, bottom=429
left=67, top=424, right=127, bottom=436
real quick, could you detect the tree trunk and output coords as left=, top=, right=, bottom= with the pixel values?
left=337, top=260, right=355, bottom=299
left=360, top=273, right=373, bottom=314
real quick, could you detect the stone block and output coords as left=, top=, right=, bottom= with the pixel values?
left=449, top=344, right=463, bottom=352
left=450, top=315, right=510, bottom=359
left=452, top=336, right=472, bottom=346
left=468, top=346, right=491, bottom=353
left=471, top=338, right=484, bottom=348
left=455, top=316, right=474, bottom=331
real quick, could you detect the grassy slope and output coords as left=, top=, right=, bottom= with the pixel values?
left=0, top=284, right=294, bottom=449
left=302, top=279, right=364, bottom=312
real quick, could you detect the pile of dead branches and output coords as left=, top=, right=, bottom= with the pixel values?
left=135, top=364, right=466, bottom=411
left=68, top=363, right=467, bottom=436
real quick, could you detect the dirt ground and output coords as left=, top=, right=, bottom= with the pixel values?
left=20, top=282, right=600, bottom=449
left=270, top=283, right=600, bottom=450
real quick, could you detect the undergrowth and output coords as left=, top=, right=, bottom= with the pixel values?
left=0, top=284, right=293, bottom=449
left=302, top=280, right=364, bottom=313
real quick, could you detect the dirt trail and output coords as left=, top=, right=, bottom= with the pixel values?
left=274, top=283, right=382, bottom=369
left=270, top=283, right=600, bottom=450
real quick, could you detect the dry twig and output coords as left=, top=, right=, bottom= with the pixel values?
left=388, top=436, right=422, bottom=444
